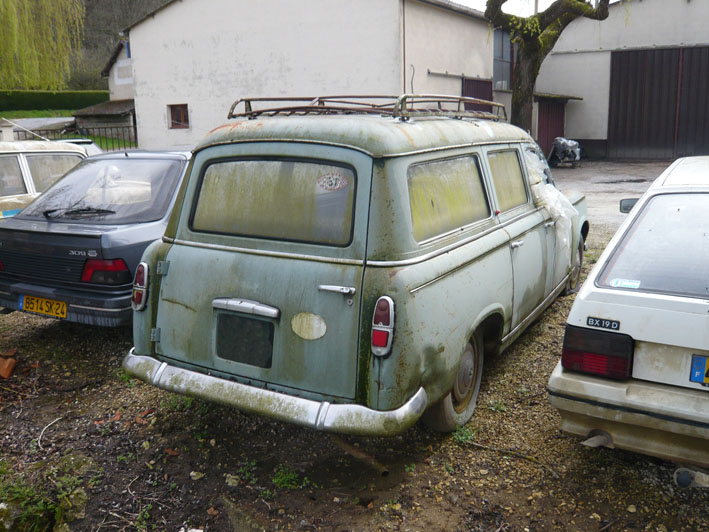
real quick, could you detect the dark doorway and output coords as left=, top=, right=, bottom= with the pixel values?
left=462, top=78, right=493, bottom=112
left=608, top=47, right=709, bottom=159
left=537, top=99, right=565, bottom=156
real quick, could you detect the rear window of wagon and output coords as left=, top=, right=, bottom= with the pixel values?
left=190, top=158, right=356, bottom=246
left=597, top=193, right=709, bottom=298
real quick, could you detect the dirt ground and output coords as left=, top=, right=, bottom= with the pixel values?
left=1, top=160, right=708, bottom=532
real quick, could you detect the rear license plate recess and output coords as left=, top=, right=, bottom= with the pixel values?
left=216, top=313, right=274, bottom=368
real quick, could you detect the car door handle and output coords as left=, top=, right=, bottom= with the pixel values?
left=318, top=285, right=356, bottom=296
left=544, top=220, right=556, bottom=228
left=510, top=240, right=524, bottom=249
left=212, top=297, right=280, bottom=318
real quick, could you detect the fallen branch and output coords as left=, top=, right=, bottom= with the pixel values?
left=331, top=435, right=389, bottom=476
left=468, top=442, right=559, bottom=479
left=37, top=416, right=63, bottom=450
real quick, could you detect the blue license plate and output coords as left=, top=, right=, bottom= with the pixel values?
left=690, top=355, right=709, bottom=386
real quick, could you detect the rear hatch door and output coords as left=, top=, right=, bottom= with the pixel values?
left=155, top=143, right=372, bottom=400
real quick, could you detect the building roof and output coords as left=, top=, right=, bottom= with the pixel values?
left=125, top=0, right=487, bottom=32
left=73, top=99, right=135, bottom=118
left=101, top=40, right=127, bottom=77
left=197, top=114, right=531, bottom=158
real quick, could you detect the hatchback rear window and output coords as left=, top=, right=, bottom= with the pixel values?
left=26, top=153, right=83, bottom=192
left=598, top=193, right=709, bottom=298
left=191, top=159, right=356, bottom=246
left=20, top=158, right=184, bottom=224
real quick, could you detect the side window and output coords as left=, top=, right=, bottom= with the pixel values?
left=25, top=154, right=83, bottom=192
left=407, top=156, right=490, bottom=242
left=487, top=150, right=528, bottom=212
left=0, top=155, right=26, bottom=196
left=523, top=145, right=554, bottom=186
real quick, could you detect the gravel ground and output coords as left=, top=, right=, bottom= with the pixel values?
left=1, top=160, right=707, bottom=532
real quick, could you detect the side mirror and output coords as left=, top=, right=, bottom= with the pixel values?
left=619, top=198, right=639, bottom=213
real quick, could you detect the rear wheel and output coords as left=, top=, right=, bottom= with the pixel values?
left=422, top=332, right=483, bottom=432
left=563, top=237, right=584, bottom=295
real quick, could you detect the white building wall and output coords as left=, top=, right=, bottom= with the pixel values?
left=536, top=0, right=708, bottom=141
left=404, top=1, right=492, bottom=95
left=129, top=0, right=402, bottom=148
left=108, top=46, right=134, bottom=101
left=536, top=52, right=611, bottom=140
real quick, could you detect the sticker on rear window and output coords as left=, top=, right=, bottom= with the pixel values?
left=609, top=278, right=641, bottom=289
left=317, top=172, right=349, bottom=192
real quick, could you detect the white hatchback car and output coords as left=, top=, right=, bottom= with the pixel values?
left=548, top=156, right=709, bottom=469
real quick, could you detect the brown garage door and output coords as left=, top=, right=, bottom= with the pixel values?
left=608, top=47, right=709, bottom=159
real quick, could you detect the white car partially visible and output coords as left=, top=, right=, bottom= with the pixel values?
left=548, top=156, right=709, bottom=472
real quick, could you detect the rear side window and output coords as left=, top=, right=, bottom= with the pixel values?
left=26, top=154, right=83, bottom=192
left=192, top=159, right=356, bottom=246
left=407, top=156, right=489, bottom=242
left=0, top=155, right=26, bottom=196
left=487, top=150, right=528, bottom=211
left=598, top=193, right=709, bottom=298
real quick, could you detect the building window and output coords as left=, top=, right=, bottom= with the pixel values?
left=168, top=104, right=189, bottom=129
left=494, top=29, right=514, bottom=91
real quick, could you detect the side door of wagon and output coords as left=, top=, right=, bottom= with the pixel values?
left=483, top=146, right=551, bottom=329
left=154, top=143, right=372, bottom=401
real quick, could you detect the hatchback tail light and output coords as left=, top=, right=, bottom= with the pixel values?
left=371, top=296, right=394, bottom=357
left=131, top=262, right=149, bottom=311
left=80, top=259, right=131, bottom=285
left=561, top=324, right=634, bottom=380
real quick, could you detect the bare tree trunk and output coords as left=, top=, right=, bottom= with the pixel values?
left=510, top=47, right=543, bottom=131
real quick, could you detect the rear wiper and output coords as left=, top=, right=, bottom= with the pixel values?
left=43, top=207, right=116, bottom=219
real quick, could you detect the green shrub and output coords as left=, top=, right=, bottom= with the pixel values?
left=0, top=90, right=109, bottom=111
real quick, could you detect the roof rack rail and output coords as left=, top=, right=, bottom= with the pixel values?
left=227, top=94, right=507, bottom=122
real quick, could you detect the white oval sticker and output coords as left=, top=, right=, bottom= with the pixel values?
left=291, top=312, right=327, bottom=340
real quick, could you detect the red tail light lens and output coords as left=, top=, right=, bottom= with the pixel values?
left=371, top=296, right=394, bottom=357
left=131, top=262, right=149, bottom=311
left=561, top=325, right=634, bottom=380
left=0, top=260, right=4, bottom=271
left=80, top=259, right=131, bottom=285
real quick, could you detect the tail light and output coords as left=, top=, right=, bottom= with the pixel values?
left=131, top=262, right=149, bottom=311
left=371, top=296, right=394, bottom=357
left=0, top=260, right=4, bottom=271
left=561, top=324, right=634, bottom=380
left=80, top=259, right=131, bottom=285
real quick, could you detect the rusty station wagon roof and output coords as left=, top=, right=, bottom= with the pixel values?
left=197, top=115, right=532, bottom=158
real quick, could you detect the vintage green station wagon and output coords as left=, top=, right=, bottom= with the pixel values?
left=123, top=95, right=588, bottom=436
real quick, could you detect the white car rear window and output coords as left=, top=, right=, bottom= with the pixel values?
left=598, top=193, right=709, bottom=298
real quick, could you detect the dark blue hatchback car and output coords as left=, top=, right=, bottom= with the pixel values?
left=0, top=150, right=190, bottom=326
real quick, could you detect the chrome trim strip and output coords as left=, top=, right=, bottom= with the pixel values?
left=409, top=240, right=509, bottom=293
left=68, top=303, right=131, bottom=312
left=212, top=297, right=280, bottom=319
left=0, top=290, right=11, bottom=296
left=195, top=137, right=525, bottom=159
left=122, top=351, right=428, bottom=437
left=168, top=238, right=364, bottom=266
left=370, top=207, right=544, bottom=268
left=501, top=274, right=569, bottom=346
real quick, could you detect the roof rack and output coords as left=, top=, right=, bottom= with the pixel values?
left=227, top=94, right=507, bottom=122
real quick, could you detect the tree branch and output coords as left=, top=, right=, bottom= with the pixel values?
left=485, top=0, right=515, bottom=29
left=538, top=0, right=610, bottom=29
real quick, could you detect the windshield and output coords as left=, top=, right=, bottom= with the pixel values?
left=20, top=158, right=185, bottom=224
left=597, top=193, right=709, bottom=298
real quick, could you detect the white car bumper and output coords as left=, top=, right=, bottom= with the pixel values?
left=548, top=361, right=709, bottom=467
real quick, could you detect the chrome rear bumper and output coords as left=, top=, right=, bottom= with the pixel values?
left=123, top=349, right=427, bottom=436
